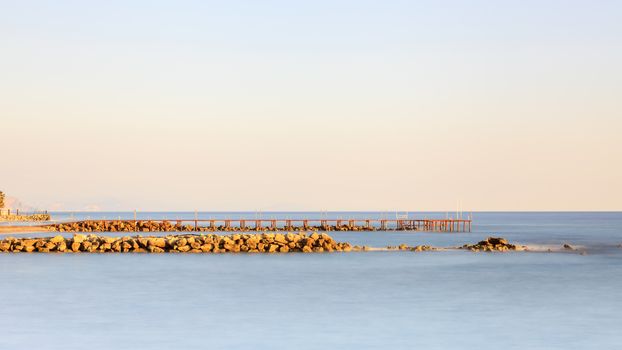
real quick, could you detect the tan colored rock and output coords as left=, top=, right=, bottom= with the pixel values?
left=149, top=238, right=167, bottom=248
left=56, top=241, right=67, bottom=252
left=274, top=234, right=287, bottom=244
left=50, top=235, right=65, bottom=244
left=148, top=246, right=164, bottom=253
left=22, top=239, right=37, bottom=247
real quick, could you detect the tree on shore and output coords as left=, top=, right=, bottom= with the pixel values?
left=0, top=191, right=4, bottom=209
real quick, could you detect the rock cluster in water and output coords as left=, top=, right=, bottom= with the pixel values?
left=386, top=243, right=435, bottom=252
left=48, top=220, right=379, bottom=233
left=461, top=237, right=525, bottom=252
left=0, top=213, right=51, bottom=222
left=0, top=232, right=353, bottom=253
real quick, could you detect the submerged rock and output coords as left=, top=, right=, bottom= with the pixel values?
left=410, top=245, right=434, bottom=252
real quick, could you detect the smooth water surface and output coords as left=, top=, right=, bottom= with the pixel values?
left=1, top=212, right=621, bottom=349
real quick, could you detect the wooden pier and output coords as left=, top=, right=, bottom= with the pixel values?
left=51, top=218, right=472, bottom=233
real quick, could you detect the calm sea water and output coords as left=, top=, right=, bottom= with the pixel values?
left=1, top=212, right=621, bottom=349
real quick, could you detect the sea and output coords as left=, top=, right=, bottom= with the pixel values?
left=1, top=212, right=621, bottom=350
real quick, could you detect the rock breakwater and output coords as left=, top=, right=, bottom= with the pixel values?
left=0, top=232, right=352, bottom=253
left=47, top=220, right=378, bottom=233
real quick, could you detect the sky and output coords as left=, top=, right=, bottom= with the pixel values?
left=1, top=0, right=621, bottom=211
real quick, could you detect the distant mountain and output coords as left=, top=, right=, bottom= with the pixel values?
left=4, top=196, right=35, bottom=211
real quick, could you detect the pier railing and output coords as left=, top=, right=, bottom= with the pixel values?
left=55, top=218, right=472, bottom=233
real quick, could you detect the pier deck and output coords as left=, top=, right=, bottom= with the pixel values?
left=53, top=218, right=472, bottom=233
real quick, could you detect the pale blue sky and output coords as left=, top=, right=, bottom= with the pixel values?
left=1, top=1, right=621, bottom=211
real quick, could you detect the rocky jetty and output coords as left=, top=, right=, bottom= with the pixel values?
left=0, top=232, right=352, bottom=253
left=47, top=220, right=380, bottom=233
left=51, top=220, right=187, bottom=233
left=460, top=237, right=525, bottom=252
left=0, top=213, right=51, bottom=222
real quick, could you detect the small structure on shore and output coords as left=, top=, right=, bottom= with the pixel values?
left=0, top=191, right=51, bottom=222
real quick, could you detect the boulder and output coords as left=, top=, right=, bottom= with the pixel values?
left=50, top=235, right=65, bottom=244
left=176, top=245, right=191, bottom=252
left=72, top=234, right=87, bottom=243
left=149, top=238, right=167, bottom=248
